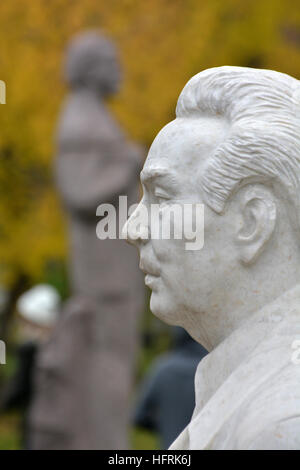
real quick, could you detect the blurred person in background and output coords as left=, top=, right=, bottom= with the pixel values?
left=0, top=284, right=60, bottom=449
left=133, top=327, right=207, bottom=449
left=28, top=31, right=144, bottom=450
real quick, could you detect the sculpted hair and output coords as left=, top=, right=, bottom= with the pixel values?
left=176, top=66, right=300, bottom=219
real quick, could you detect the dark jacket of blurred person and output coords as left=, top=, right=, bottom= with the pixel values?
left=133, top=328, right=207, bottom=449
left=28, top=31, right=144, bottom=450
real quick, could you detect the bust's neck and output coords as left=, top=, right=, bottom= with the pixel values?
left=193, top=283, right=300, bottom=414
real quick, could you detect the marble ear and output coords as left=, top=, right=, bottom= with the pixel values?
left=235, top=184, right=277, bottom=265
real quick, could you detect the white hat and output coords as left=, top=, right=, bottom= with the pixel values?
left=17, top=284, right=60, bottom=327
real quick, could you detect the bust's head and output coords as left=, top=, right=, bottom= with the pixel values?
left=64, top=31, right=121, bottom=96
left=125, top=66, right=300, bottom=350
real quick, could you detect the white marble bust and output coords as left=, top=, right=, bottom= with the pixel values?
left=124, top=66, right=300, bottom=449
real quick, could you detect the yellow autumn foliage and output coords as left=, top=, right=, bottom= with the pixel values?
left=0, top=0, right=299, bottom=285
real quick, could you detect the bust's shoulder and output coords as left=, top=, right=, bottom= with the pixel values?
left=234, top=362, right=300, bottom=449
left=242, top=418, right=300, bottom=449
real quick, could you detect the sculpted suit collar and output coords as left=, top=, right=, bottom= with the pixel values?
left=170, top=284, right=300, bottom=450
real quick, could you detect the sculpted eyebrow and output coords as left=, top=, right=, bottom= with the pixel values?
left=140, top=168, right=177, bottom=187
